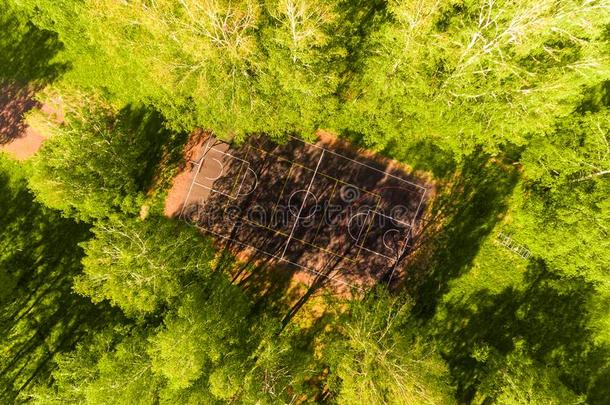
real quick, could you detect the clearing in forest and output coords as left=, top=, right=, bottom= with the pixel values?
left=168, top=134, right=429, bottom=290
left=0, top=83, right=63, bottom=160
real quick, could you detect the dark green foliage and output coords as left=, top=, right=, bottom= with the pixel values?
left=0, top=156, right=120, bottom=403
left=26, top=327, right=162, bottom=404
left=0, top=0, right=67, bottom=85
left=429, top=263, right=596, bottom=402
left=407, top=155, right=521, bottom=318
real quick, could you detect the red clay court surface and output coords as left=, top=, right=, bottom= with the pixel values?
left=178, top=135, right=428, bottom=290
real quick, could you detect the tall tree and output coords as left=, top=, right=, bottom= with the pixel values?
left=475, top=347, right=583, bottom=404
left=324, top=290, right=454, bottom=404
left=28, top=92, right=144, bottom=219
left=255, top=0, right=344, bottom=137
left=28, top=90, right=181, bottom=220
left=25, top=327, right=161, bottom=404
left=10, top=0, right=343, bottom=138
left=0, top=156, right=117, bottom=403
left=513, top=106, right=610, bottom=284
left=148, top=280, right=255, bottom=399
left=76, top=216, right=215, bottom=317
left=337, top=0, right=610, bottom=157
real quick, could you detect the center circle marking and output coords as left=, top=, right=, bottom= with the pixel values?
left=288, top=189, right=318, bottom=219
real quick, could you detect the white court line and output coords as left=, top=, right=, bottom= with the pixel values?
left=347, top=211, right=371, bottom=242
left=385, top=188, right=427, bottom=286
left=287, top=135, right=426, bottom=191
left=179, top=137, right=213, bottom=218
left=184, top=136, right=428, bottom=289
left=192, top=181, right=240, bottom=200
left=237, top=167, right=258, bottom=196
left=372, top=210, right=412, bottom=227
left=352, top=210, right=413, bottom=261
left=204, top=146, right=254, bottom=196
left=280, top=150, right=325, bottom=260
left=189, top=146, right=253, bottom=199
left=356, top=245, right=397, bottom=261
left=208, top=145, right=251, bottom=165
left=190, top=222, right=363, bottom=291
left=234, top=163, right=247, bottom=196
left=203, top=157, right=225, bottom=180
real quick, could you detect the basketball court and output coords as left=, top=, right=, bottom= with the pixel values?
left=179, top=135, right=427, bottom=289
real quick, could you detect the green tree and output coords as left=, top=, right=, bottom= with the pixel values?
left=27, top=88, right=184, bottom=220
left=324, top=290, right=454, bottom=404
left=0, top=155, right=116, bottom=402
left=475, top=347, right=583, bottom=404
left=238, top=322, right=323, bottom=403
left=510, top=94, right=610, bottom=284
left=76, top=216, right=215, bottom=317
left=28, top=92, right=144, bottom=219
left=11, top=0, right=343, bottom=138
left=26, top=327, right=162, bottom=405
left=254, top=0, right=344, bottom=137
left=337, top=0, right=610, bottom=157
left=148, top=280, right=254, bottom=399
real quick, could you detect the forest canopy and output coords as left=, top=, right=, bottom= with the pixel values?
left=1, top=0, right=609, bottom=404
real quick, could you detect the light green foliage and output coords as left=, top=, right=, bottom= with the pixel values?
left=510, top=105, right=610, bottom=284
left=76, top=216, right=215, bottom=317
left=325, top=290, right=454, bottom=404
left=28, top=92, right=144, bottom=219
left=11, top=0, right=342, bottom=137
left=83, top=333, right=160, bottom=404
left=27, top=87, right=185, bottom=220
left=479, top=97, right=610, bottom=401
left=339, top=0, right=610, bottom=156
left=148, top=280, right=253, bottom=396
left=255, top=0, right=343, bottom=136
left=239, top=322, right=321, bottom=403
left=26, top=328, right=161, bottom=405
left=3, top=0, right=610, bottom=403
left=522, top=109, right=610, bottom=187
left=476, top=347, right=583, bottom=404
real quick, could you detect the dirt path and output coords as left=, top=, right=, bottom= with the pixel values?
left=0, top=83, right=62, bottom=160
left=163, top=129, right=211, bottom=217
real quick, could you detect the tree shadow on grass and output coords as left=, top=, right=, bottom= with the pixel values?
left=0, top=158, right=123, bottom=402
left=116, top=104, right=191, bottom=197
left=0, top=1, right=68, bottom=144
left=403, top=154, right=520, bottom=319
left=344, top=131, right=458, bottom=180
left=0, top=5, right=68, bottom=86
left=431, top=259, right=610, bottom=402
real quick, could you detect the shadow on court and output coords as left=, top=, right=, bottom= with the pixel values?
left=178, top=135, right=430, bottom=297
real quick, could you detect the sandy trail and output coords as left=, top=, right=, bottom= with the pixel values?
left=0, top=83, right=62, bottom=160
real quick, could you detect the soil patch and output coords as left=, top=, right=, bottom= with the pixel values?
left=164, top=129, right=211, bottom=217
left=0, top=83, right=63, bottom=160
